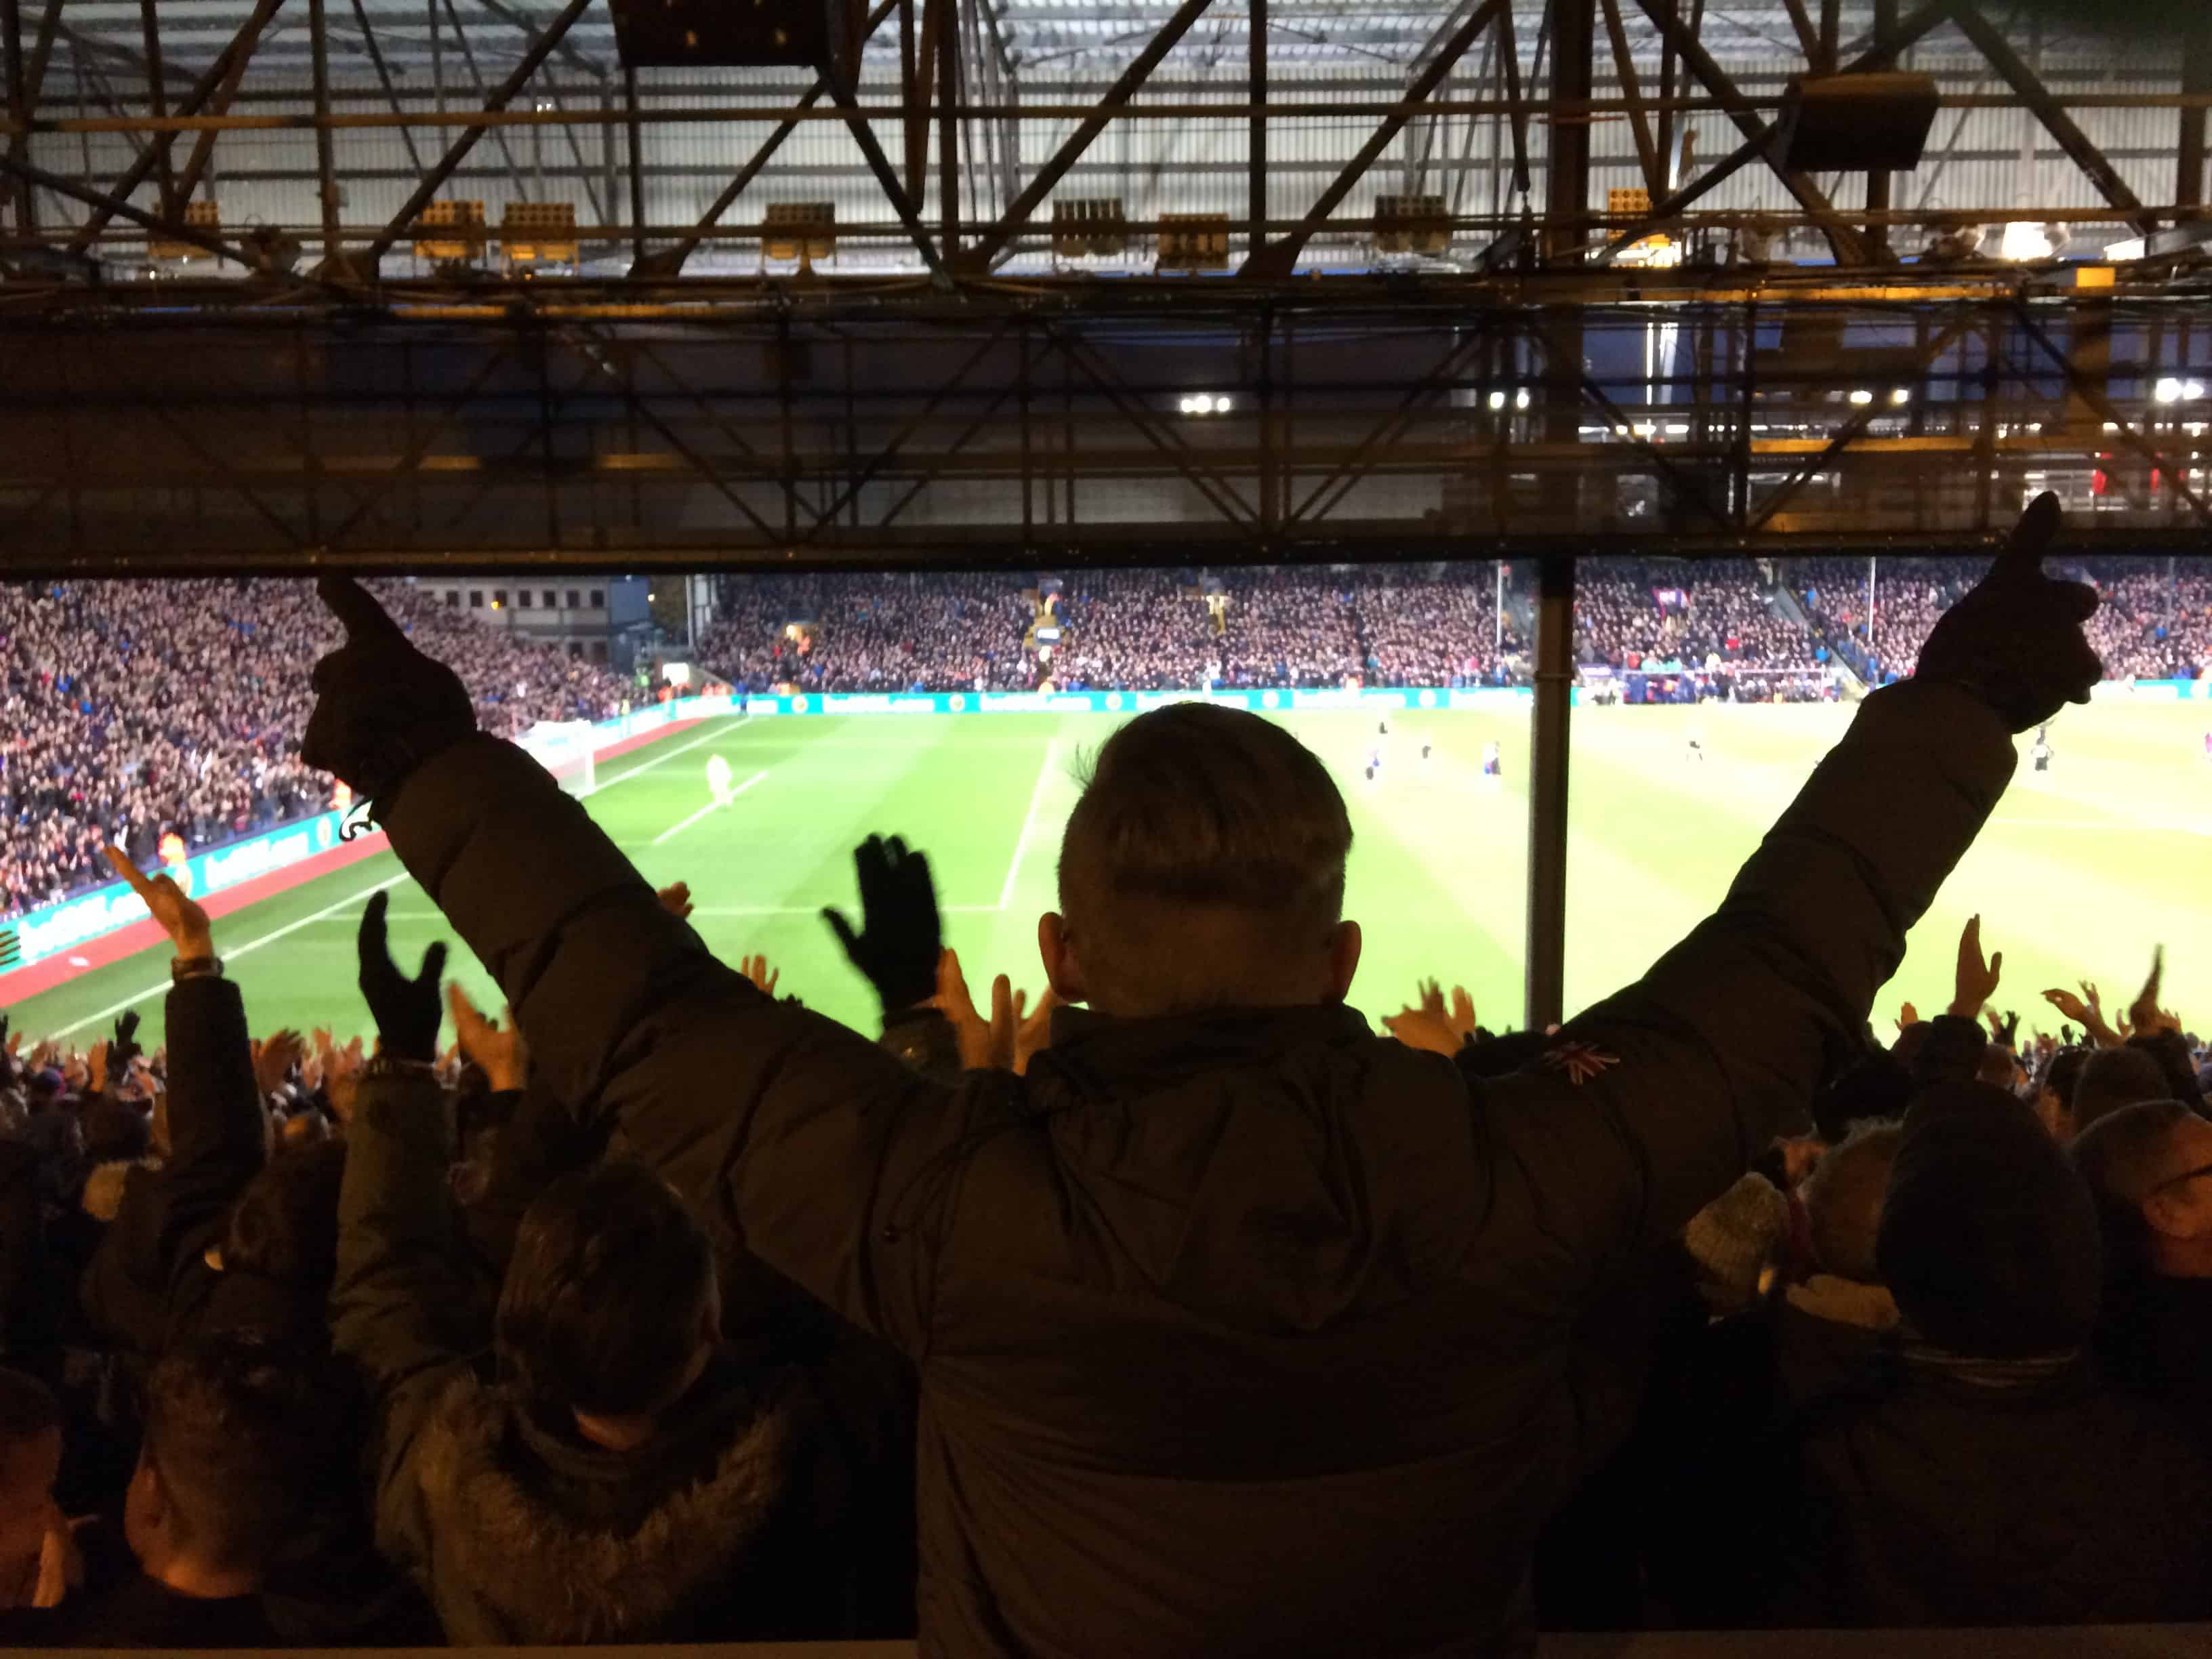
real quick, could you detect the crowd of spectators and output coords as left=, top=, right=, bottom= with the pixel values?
left=0, top=581, right=626, bottom=921
left=9, top=535, right=2212, bottom=1648
left=1796, top=554, right=2212, bottom=687
left=701, top=564, right=1528, bottom=697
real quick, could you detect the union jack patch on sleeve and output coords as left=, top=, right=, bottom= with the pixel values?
left=1542, top=1040, right=1621, bottom=1084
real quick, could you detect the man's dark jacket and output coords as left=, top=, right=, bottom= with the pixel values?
left=377, top=678, right=2016, bottom=1657
left=1769, top=1351, right=2212, bottom=1626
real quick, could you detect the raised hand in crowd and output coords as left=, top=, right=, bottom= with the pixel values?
left=101, top=843, right=213, bottom=963
left=1384, top=979, right=1478, bottom=1057
left=1948, top=914, right=2002, bottom=1021
left=356, top=890, right=447, bottom=1063
left=304, top=576, right=478, bottom=808
left=822, top=834, right=941, bottom=1013
left=445, top=982, right=527, bottom=1092
left=657, top=880, right=695, bottom=920
left=739, top=954, right=781, bottom=998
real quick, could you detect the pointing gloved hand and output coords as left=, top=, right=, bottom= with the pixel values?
left=303, top=575, right=476, bottom=808
left=1914, top=492, right=2103, bottom=733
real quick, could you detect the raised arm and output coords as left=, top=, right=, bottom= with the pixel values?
left=302, top=581, right=963, bottom=1353
left=328, top=900, right=485, bottom=1576
left=81, top=850, right=264, bottom=1350
left=1483, top=496, right=2102, bottom=1262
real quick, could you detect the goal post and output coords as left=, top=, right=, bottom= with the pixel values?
left=518, top=720, right=598, bottom=798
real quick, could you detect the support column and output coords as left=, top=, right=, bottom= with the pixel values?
left=1525, top=553, right=1575, bottom=1032
left=1, top=0, right=28, bottom=230
left=308, top=0, right=346, bottom=276
left=1543, top=0, right=1597, bottom=264
left=1249, top=0, right=1267, bottom=261
left=1864, top=0, right=1897, bottom=263
left=2182, top=20, right=2211, bottom=210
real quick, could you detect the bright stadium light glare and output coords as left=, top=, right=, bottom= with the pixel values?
left=1849, top=389, right=1875, bottom=406
left=1515, top=388, right=1531, bottom=410
left=2190, top=382, right=2207, bottom=402
left=1891, top=388, right=1912, bottom=405
left=1214, top=396, right=1233, bottom=414
left=1487, top=390, right=1507, bottom=411
left=2156, top=378, right=2184, bottom=404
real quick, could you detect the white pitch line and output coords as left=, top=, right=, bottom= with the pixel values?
left=583, top=714, right=754, bottom=797
left=49, top=871, right=413, bottom=1040
left=652, top=769, right=767, bottom=845
left=998, top=741, right=1057, bottom=914
left=39, top=716, right=761, bottom=1034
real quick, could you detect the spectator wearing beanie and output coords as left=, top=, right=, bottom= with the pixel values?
left=1768, top=1081, right=2212, bottom=1627
left=2070, top=1099, right=2212, bottom=1439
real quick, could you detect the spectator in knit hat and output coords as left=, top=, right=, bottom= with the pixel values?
left=1767, top=1080, right=2212, bottom=1627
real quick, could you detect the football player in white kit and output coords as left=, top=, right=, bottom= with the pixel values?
left=706, top=752, right=736, bottom=806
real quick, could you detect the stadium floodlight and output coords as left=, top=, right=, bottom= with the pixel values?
left=1214, top=396, right=1234, bottom=415
left=1849, top=389, right=1875, bottom=406
left=1487, top=390, right=1507, bottom=411
left=2191, top=382, right=2207, bottom=402
left=2157, top=378, right=2184, bottom=404
left=1891, top=388, right=1912, bottom=405
left=1515, top=388, right=1532, bottom=410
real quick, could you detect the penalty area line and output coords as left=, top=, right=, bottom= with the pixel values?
left=653, top=769, right=768, bottom=845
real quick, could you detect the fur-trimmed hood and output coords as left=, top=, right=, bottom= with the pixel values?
left=413, top=1366, right=804, bottom=1644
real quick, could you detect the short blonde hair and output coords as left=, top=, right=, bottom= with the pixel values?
left=1057, top=704, right=1353, bottom=1012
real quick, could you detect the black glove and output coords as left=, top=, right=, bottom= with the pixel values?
left=110, top=1010, right=142, bottom=1073
left=821, top=834, right=942, bottom=1013
left=303, top=576, right=476, bottom=806
left=357, top=890, right=449, bottom=1063
left=1915, top=492, right=2102, bottom=732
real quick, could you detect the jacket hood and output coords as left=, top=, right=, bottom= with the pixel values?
left=416, top=1364, right=800, bottom=1643
left=1029, top=1002, right=1477, bottom=1334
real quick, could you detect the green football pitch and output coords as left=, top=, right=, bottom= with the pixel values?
left=12, top=699, right=2212, bottom=1052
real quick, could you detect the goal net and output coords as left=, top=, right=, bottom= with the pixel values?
left=518, top=720, right=598, bottom=798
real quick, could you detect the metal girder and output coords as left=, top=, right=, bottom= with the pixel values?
left=1598, top=0, right=1664, bottom=199
left=1292, top=322, right=1500, bottom=525
left=1947, top=5, right=2159, bottom=241
left=1, top=149, right=344, bottom=290
left=801, top=325, right=1010, bottom=541
left=435, top=0, right=538, bottom=205
left=826, top=75, right=951, bottom=280
left=0, top=0, right=49, bottom=229
left=466, top=0, right=607, bottom=83
left=963, top=0, right=1217, bottom=270
left=937, top=0, right=960, bottom=257
left=66, top=0, right=290, bottom=255
left=137, top=0, right=176, bottom=216
left=634, top=0, right=899, bottom=278
left=1628, top=0, right=1866, bottom=266
left=1746, top=310, right=1979, bottom=529
left=365, top=0, right=594, bottom=264
left=906, top=0, right=935, bottom=205
left=1042, top=325, right=1258, bottom=527
left=2175, top=16, right=2208, bottom=209
left=2013, top=305, right=2211, bottom=524
left=1250, top=0, right=1268, bottom=255
left=1243, top=0, right=1504, bottom=278
left=1594, top=0, right=1951, bottom=264
left=348, top=0, right=426, bottom=175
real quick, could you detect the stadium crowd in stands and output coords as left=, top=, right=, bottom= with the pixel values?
left=9, top=501, right=2212, bottom=1650
left=17, top=548, right=2212, bottom=924
left=0, top=581, right=626, bottom=920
